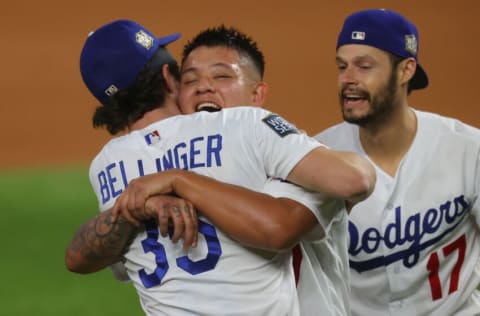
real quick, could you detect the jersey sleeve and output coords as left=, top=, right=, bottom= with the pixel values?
left=249, top=108, right=324, bottom=179
left=262, top=178, right=345, bottom=241
left=109, top=262, right=131, bottom=283
left=452, top=118, right=480, bottom=141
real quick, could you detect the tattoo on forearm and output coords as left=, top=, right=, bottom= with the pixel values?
left=70, top=211, right=136, bottom=263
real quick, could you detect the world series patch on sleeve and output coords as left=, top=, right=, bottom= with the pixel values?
left=262, top=113, right=299, bottom=137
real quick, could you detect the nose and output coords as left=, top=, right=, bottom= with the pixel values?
left=196, top=77, right=215, bottom=94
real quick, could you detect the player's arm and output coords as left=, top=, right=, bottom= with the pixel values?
left=286, top=146, right=376, bottom=209
left=65, top=209, right=137, bottom=274
left=113, top=170, right=320, bottom=251
left=169, top=178, right=320, bottom=251
left=65, top=194, right=199, bottom=273
left=249, top=109, right=375, bottom=209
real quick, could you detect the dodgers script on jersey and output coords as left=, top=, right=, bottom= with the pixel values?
left=315, top=110, right=480, bottom=316
left=89, top=107, right=323, bottom=316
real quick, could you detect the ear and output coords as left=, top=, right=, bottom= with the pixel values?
left=251, top=81, right=268, bottom=107
left=162, top=64, right=178, bottom=93
left=399, top=57, right=417, bottom=86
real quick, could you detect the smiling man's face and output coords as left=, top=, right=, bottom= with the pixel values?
left=179, top=45, right=266, bottom=113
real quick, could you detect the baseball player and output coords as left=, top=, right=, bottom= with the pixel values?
left=65, top=20, right=375, bottom=315
left=315, top=9, right=480, bottom=315
left=176, top=25, right=354, bottom=316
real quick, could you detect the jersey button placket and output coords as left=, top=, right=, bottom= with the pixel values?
left=389, top=299, right=405, bottom=316
left=382, top=200, right=399, bottom=298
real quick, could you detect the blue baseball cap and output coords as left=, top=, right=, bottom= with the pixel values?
left=80, top=19, right=181, bottom=104
left=337, top=9, right=428, bottom=90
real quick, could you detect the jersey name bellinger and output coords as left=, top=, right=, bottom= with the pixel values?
left=349, top=194, right=471, bottom=273
left=97, top=134, right=223, bottom=205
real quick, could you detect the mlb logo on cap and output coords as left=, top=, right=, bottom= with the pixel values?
left=351, top=31, right=365, bottom=40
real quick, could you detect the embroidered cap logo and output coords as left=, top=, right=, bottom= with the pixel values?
left=105, top=84, right=119, bottom=97
left=405, top=34, right=418, bottom=55
left=136, top=30, right=154, bottom=49
left=351, top=31, right=366, bottom=40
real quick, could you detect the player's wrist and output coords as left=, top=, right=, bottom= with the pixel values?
left=169, top=169, right=188, bottom=194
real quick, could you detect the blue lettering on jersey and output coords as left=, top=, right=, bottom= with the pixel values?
left=262, top=114, right=298, bottom=137
left=98, top=162, right=129, bottom=204
left=349, top=195, right=470, bottom=273
left=96, top=134, right=223, bottom=205
left=139, top=218, right=222, bottom=288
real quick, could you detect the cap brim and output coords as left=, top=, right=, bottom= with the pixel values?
left=410, top=63, right=429, bottom=90
left=157, top=33, right=181, bottom=46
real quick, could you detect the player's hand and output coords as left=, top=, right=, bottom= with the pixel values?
left=111, top=170, right=181, bottom=223
left=145, top=195, right=199, bottom=249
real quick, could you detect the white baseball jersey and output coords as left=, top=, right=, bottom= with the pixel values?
left=315, top=109, right=480, bottom=316
left=264, top=180, right=351, bottom=316
left=89, top=106, right=324, bottom=316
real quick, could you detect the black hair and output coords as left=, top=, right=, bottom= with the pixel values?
left=181, top=25, right=265, bottom=79
left=92, top=48, right=180, bottom=135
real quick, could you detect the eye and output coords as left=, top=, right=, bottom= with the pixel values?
left=180, top=70, right=199, bottom=85
left=214, top=74, right=232, bottom=80
left=181, top=77, right=198, bottom=85
left=356, top=60, right=374, bottom=70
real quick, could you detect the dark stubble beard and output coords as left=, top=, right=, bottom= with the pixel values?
left=340, top=70, right=399, bottom=128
